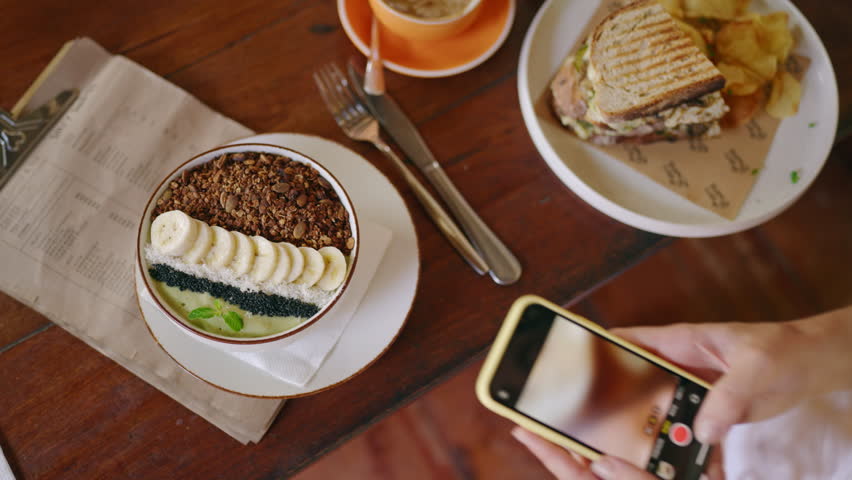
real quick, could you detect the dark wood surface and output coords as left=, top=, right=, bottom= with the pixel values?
left=296, top=139, right=852, bottom=480
left=0, top=1, right=850, bottom=478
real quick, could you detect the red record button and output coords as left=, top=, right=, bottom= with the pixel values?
left=669, top=423, right=693, bottom=447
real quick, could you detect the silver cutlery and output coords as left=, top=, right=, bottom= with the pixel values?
left=347, top=63, right=522, bottom=286
left=364, top=17, right=385, bottom=96
left=313, top=63, right=489, bottom=276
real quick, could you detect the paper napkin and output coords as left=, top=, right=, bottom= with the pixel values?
left=213, top=220, right=393, bottom=387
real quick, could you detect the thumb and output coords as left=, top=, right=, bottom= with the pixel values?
left=590, top=456, right=657, bottom=480
left=695, top=367, right=755, bottom=444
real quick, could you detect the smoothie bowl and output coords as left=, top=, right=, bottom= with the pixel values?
left=137, top=143, right=359, bottom=345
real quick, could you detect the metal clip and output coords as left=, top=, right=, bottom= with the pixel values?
left=0, top=89, right=78, bottom=190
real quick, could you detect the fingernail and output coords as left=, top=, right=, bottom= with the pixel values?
left=590, top=458, right=615, bottom=479
left=695, top=420, right=721, bottom=444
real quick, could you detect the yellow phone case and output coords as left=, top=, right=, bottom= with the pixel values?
left=475, top=294, right=711, bottom=461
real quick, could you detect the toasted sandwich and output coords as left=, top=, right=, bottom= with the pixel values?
left=551, top=0, right=729, bottom=145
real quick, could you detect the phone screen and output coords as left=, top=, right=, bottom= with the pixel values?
left=490, top=304, right=710, bottom=480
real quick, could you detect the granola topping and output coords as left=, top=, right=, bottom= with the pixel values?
left=153, top=152, right=354, bottom=254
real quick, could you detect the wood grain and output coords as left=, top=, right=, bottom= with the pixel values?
left=758, top=144, right=852, bottom=311
left=793, top=2, right=852, bottom=125
left=0, top=0, right=851, bottom=478
left=295, top=359, right=556, bottom=480
left=0, top=296, right=49, bottom=353
left=296, top=138, right=852, bottom=480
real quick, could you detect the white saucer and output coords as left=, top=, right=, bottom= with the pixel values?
left=135, top=133, right=420, bottom=398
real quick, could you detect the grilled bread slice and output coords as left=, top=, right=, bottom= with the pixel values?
left=588, top=0, right=725, bottom=123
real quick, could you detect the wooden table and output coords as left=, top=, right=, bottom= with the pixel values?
left=1, top=1, right=849, bottom=478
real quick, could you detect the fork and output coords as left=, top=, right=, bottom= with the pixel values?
left=314, top=63, right=489, bottom=276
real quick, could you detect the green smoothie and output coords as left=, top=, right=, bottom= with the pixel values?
left=154, top=281, right=304, bottom=338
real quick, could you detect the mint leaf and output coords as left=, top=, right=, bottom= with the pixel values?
left=808, top=122, right=817, bottom=128
left=188, top=307, right=217, bottom=320
left=223, top=311, right=244, bottom=331
left=791, top=170, right=801, bottom=184
left=214, top=299, right=223, bottom=313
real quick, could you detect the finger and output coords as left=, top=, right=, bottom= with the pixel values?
left=511, top=427, right=598, bottom=480
left=590, top=456, right=657, bottom=480
left=705, top=446, right=726, bottom=480
left=570, top=451, right=591, bottom=468
left=612, top=325, right=728, bottom=375
left=695, top=369, right=756, bottom=444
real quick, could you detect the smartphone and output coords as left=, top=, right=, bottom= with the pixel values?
left=476, top=295, right=712, bottom=480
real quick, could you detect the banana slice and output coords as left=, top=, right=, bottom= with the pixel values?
left=282, top=242, right=304, bottom=283
left=205, top=226, right=237, bottom=268
left=294, top=246, right=324, bottom=287
left=150, top=210, right=199, bottom=256
left=316, top=247, right=347, bottom=291
left=268, top=243, right=291, bottom=284
left=181, top=221, right=214, bottom=264
left=229, top=231, right=256, bottom=276
left=250, top=236, right=279, bottom=283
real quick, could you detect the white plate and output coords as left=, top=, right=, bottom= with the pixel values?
left=136, top=133, right=420, bottom=398
left=518, top=0, right=839, bottom=238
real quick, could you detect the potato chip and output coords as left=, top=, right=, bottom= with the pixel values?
left=659, top=0, right=684, bottom=18
left=721, top=90, right=763, bottom=129
left=675, top=19, right=709, bottom=57
left=717, top=20, right=778, bottom=81
left=756, top=12, right=794, bottom=62
left=683, top=0, right=749, bottom=20
left=690, top=2, right=799, bottom=126
left=717, top=62, right=764, bottom=95
left=766, top=71, right=801, bottom=118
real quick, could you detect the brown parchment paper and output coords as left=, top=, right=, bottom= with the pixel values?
left=536, top=0, right=808, bottom=220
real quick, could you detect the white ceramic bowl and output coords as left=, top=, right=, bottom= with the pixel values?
left=136, top=143, right=359, bottom=346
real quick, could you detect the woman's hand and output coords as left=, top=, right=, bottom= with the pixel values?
left=511, top=427, right=655, bottom=480
left=613, top=305, right=852, bottom=444
left=511, top=306, right=852, bottom=479
left=511, top=427, right=724, bottom=480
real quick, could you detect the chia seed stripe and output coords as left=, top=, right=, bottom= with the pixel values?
left=148, top=264, right=320, bottom=318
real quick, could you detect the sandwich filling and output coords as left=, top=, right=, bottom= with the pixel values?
left=553, top=43, right=729, bottom=145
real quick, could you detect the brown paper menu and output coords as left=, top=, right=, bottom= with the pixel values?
left=0, top=38, right=283, bottom=444
left=535, top=0, right=806, bottom=220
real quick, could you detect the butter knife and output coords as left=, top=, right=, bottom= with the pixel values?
left=347, top=63, right=522, bottom=286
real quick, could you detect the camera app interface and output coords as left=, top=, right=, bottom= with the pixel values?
left=491, top=306, right=710, bottom=480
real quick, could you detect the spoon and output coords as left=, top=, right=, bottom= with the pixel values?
left=364, top=16, right=385, bottom=95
